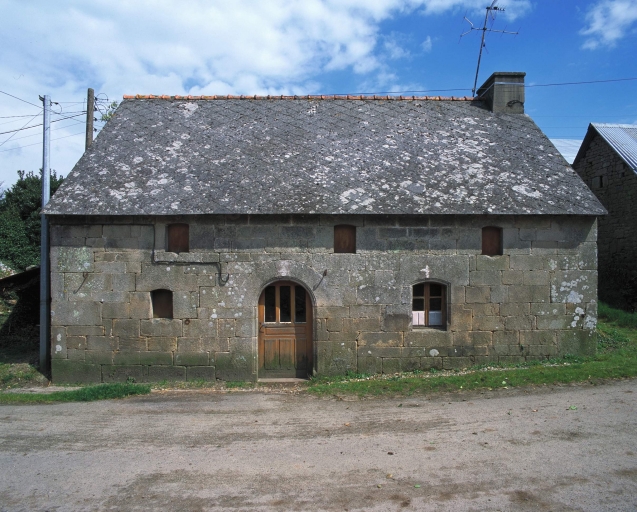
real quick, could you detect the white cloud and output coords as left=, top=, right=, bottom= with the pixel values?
left=383, top=32, right=412, bottom=59
left=0, top=0, right=532, bottom=187
left=581, top=0, right=637, bottom=49
left=420, top=0, right=531, bottom=19
left=422, top=36, right=433, bottom=52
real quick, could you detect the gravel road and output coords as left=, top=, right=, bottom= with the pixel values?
left=1, top=380, right=636, bottom=511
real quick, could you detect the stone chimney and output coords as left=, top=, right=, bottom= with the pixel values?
left=477, top=71, right=525, bottom=114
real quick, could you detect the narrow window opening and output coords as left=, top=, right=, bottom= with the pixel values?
left=334, top=225, right=356, bottom=253
left=482, top=226, right=503, bottom=256
left=151, top=289, right=173, bottom=319
left=166, top=223, right=189, bottom=253
left=412, top=282, right=447, bottom=328
left=294, top=285, right=307, bottom=323
left=264, top=286, right=276, bottom=322
left=279, top=286, right=292, bottom=322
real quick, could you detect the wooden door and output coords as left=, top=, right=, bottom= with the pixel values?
left=258, top=281, right=313, bottom=379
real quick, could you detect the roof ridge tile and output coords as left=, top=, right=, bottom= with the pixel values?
left=121, top=94, right=477, bottom=101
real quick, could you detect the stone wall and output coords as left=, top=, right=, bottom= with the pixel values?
left=573, top=135, right=637, bottom=305
left=49, top=215, right=598, bottom=384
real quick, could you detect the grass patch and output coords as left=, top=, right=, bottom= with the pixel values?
left=0, top=346, right=47, bottom=390
left=599, top=301, right=637, bottom=329
left=308, top=307, right=637, bottom=397
left=0, top=382, right=151, bottom=405
left=0, top=360, right=46, bottom=389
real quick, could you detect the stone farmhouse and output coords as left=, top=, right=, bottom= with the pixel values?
left=43, top=72, right=605, bottom=384
left=572, top=123, right=637, bottom=309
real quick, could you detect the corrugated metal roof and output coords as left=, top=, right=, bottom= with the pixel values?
left=592, top=123, right=637, bottom=171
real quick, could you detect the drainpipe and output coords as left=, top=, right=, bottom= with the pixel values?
left=40, top=95, right=51, bottom=373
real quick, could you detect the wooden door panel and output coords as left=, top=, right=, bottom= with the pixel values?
left=264, top=326, right=297, bottom=335
left=279, top=338, right=295, bottom=369
left=295, top=337, right=308, bottom=369
left=264, top=339, right=279, bottom=370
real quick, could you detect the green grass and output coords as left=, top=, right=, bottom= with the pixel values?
left=599, top=301, right=637, bottom=329
left=0, top=358, right=45, bottom=388
left=308, top=308, right=637, bottom=397
left=0, top=383, right=151, bottom=405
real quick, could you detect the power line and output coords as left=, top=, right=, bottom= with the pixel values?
left=0, top=113, right=85, bottom=136
left=0, top=111, right=41, bottom=148
left=332, top=76, right=637, bottom=96
left=0, top=114, right=42, bottom=119
left=0, top=90, right=41, bottom=109
left=527, top=77, right=637, bottom=88
left=0, top=130, right=85, bottom=153
left=7, top=118, right=87, bottom=143
left=0, top=110, right=86, bottom=128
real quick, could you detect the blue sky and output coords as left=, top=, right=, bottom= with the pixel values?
left=1, top=0, right=636, bottom=187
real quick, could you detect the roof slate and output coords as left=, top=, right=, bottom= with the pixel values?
left=45, top=97, right=605, bottom=216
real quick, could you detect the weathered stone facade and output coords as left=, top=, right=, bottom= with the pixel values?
left=49, top=214, right=598, bottom=384
left=573, top=133, right=637, bottom=306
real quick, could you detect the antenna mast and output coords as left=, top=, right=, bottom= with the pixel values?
left=461, top=1, right=519, bottom=96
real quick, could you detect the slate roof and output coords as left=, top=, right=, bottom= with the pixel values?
left=45, top=96, right=605, bottom=216
left=573, top=123, right=637, bottom=172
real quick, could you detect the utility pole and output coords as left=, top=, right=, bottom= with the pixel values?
left=460, top=0, right=519, bottom=96
left=85, top=88, right=94, bottom=150
left=39, top=94, right=51, bottom=373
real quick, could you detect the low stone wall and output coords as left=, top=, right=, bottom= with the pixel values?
left=49, top=214, right=598, bottom=383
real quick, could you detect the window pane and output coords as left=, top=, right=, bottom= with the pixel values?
left=412, top=298, right=425, bottom=311
left=295, top=286, right=306, bottom=323
left=428, top=311, right=443, bottom=326
left=430, top=298, right=442, bottom=311
left=413, top=283, right=425, bottom=297
left=264, top=286, right=276, bottom=322
left=429, top=283, right=442, bottom=297
left=280, top=286, right=291, bottom=322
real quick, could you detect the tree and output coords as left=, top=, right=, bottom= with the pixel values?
left=0, top=170, right=63, bottom=271
left=97, top=100, right=118, bottom=123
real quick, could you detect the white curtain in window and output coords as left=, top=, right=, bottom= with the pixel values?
left=412, top=311, right=425, bottom=326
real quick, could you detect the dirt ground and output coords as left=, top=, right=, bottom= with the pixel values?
left=0, top=380, right=636, bottom=511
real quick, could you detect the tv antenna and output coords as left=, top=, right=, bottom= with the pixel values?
left=461, top=0, right=519, bottom=96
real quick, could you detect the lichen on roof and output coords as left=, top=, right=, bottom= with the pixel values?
left=44, top=97, right=606, bottom=216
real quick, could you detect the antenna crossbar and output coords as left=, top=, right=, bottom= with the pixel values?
left=460, top=2, right=519, bottom=96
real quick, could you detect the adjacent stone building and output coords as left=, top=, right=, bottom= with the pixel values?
left=44, top=72, right=606, bottom=384
left=572, top=123, right=637, bottom=309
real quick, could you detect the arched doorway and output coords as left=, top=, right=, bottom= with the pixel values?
left=258, top=281, right=313, bottom=379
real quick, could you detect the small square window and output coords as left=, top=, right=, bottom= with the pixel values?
left=151, top=289, right=173, bottom=319
left=482, top=226, right=503, bottom=256
left=166, top=223, right=189, bottom=253
left=412, top=282, right=446, bottom=328
left=334, top=225, right=356, bottom=253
